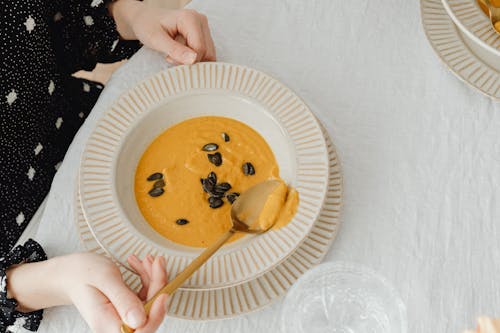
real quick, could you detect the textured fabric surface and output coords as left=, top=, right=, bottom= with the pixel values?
left=32, top=0, right=500, bottom=332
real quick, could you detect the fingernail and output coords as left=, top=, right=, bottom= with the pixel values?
left=183, top=51, right=197, bottom=64
left=126, top=308, right=145, bottom=328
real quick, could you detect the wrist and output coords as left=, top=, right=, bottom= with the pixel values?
left=109, top=0, right=144, bottom=40
left=7, top=257, right=72, bottom=311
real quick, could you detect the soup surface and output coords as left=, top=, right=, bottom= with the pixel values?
left=135, top=116, right=298, bottom=247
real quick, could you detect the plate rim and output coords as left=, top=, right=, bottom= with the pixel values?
left=421, top=0, right=500, bottom=100
left=441, top=0, right=500, bottom=57
left=78, top=62, right=331, bottom=289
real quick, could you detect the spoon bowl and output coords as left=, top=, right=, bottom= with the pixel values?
left=230, top=179, right=283, bottom=233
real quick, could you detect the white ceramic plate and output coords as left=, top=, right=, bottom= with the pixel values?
left=442, top=0, right=500, bottom=57
left=76, top=122, right=342, bottom=319
left=422, top=0, right=500, bottom=100
left=79, top=63, right=330, bottom=289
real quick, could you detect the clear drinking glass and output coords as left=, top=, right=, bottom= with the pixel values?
left=280, top=262, right=407, bottom=333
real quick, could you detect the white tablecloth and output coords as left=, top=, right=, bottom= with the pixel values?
left=32, top=0, right=500, bottom=332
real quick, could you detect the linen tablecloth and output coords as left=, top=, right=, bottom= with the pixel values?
left=31, top=0, right=500, bottom=332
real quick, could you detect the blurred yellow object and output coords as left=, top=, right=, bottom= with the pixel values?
left=478, top=0, right=500, bottom=16
left=465, top=317, right=500, bottom=333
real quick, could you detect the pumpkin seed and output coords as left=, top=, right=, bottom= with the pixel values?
left=176, top=218, right=189, bottom=225
left=226, top=192, right=240, bottom=204
left=216, top=182, right=231, bottom=192
left=208, top=171, right=217, bottom=183
left=201, top=178, right=215, bottom=193
left=208, top=196, right=224, bottom=208
left=148, top=187, right=164, bottom=197
left=147, top=172, right=163, bottom=181
left=242, top=162, right=255, bottom=175
left=222, top=132, right=230, bottom=142
left=212, top=185, right=230, bottom=196
left=210, top=192, right=224, bottom=198
left=202, top=143, right=218, bottom=151
left=153, top=179, right=165, bottom=189
left=207, top=152, right=222, bottom=166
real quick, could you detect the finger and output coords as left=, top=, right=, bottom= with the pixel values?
left=94, top=270, right=147, bottom=329
left=150, top=28, right=197, bottom=65
left=137, top=286, right=148, bottom=302
left=147, top=257, right=168, bottom=300
left=128, top=256, right=148, bottom=301
left=165, top=55, right=183, bottom=65
left=166, top=11, right=207, bottom=62
left=128, top=255, right=149, bottom=282
left=135, top=294, right=169, bottom=333
left=201, top=17, right=216, bottom=61
left=143, top=256, right=153, bottom=278
left=166, top=36, right=185, bottom=65
left=72, top=285, right=122, bottom=333
left=164, top=11, right=207, bottom=60
left=175, top=34, right=187, bottom=46
left=128, top=255, right=149, bottom=277
left=128, top=255, right=150, bottom=301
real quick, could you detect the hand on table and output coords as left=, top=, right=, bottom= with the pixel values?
left=7, top=253, right=170, bottom=333
left=109, top=0, right=216, bottom=65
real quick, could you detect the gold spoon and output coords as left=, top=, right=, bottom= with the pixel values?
left=479, top=0, right=500, bottom=34
left=121, top=179, right=284, bottom=333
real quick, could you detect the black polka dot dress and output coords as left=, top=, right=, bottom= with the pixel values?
left=0, top=0, right=141, bottom=256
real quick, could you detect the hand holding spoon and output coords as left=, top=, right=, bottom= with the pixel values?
left=121, top=180, right=286, bottom=333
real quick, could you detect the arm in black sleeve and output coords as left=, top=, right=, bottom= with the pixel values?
left=49, top=0, right=141, bottom=74
left=0, top=240, right=46, bottom=333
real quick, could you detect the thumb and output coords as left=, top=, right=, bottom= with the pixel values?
left=136, top=294, right=169, bottom=333
left=154, top=26, right=197, bottom=64
left=96, top=275, right=147, bottom=329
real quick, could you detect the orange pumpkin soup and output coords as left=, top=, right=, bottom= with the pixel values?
left=134, top=116, right=298, bottom=247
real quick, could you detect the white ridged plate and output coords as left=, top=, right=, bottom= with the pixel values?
left=78, top=63, right=330, bottom=289
left=442, top=0, right=500, bottom=56
left=422, top=0, right=500, bottom=99
left=76, top=123, right=342, bottom=320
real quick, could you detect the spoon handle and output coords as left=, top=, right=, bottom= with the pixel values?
left=121, top=230, right=235, bottom=333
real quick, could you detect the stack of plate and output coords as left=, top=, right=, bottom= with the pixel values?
left=75, top=62, right=343, bottom=320
left=422, top=0, right=500, bottom=100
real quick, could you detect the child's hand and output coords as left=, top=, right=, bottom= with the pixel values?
left=64, top=253, right=169, bottom=333
left=7, top=253, right=170, bottom=333
left=110, top=0, right=216, bottom=65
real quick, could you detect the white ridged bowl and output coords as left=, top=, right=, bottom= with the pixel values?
left=79, top=62, right=330, bottom=289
